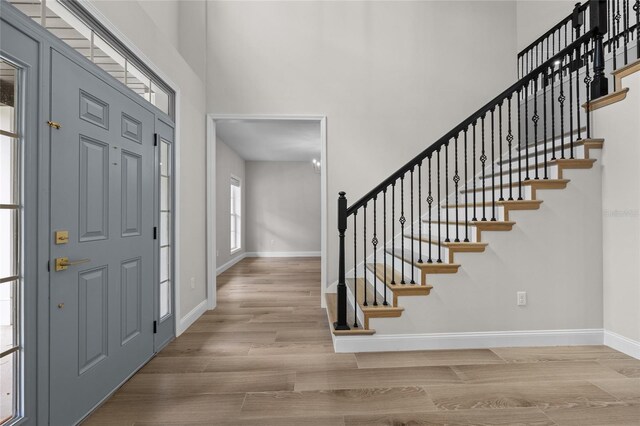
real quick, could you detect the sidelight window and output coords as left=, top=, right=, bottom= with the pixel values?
left=0, top=59, right=22, bottom=426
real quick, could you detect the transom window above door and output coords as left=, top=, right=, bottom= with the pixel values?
left=8, top=0, right=174, bottom=118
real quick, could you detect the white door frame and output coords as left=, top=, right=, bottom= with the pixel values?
left=206, top=114, right=329, bottom=309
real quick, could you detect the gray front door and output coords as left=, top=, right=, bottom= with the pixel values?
left=49, top=49, right=155, bottom=425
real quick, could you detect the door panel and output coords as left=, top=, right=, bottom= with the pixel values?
left=49, top=49, right=155, bottom=426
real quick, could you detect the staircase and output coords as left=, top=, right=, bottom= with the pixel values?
left=327, top=0, right=640, bottom=343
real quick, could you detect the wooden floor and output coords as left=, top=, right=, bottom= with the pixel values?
left=85, top=257, right=640, bottom=425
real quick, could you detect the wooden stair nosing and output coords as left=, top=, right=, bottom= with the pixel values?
left=325, top=293, right=375, bottom=336
left=481, top=158, right=596, bottom=180
left=386, top=248, right=461, bottom=273
left=346, top=278, right=404, bottom=328
left=404, top=234, right=488, bottom=251
left=515, top=137, right=603, bottom=156
left=460, top=179, right=570, bottom=194
left=365, top=263, right=432, bottom=293
left=419, top=219, right=516, bottom=230
left=442, top=200, right=543, bottom=209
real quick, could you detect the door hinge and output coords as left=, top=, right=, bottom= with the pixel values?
left=154, top=133, right=158, bottom=146
left=153, top=226, right=157, bottom=240
left=153, top=320, right=157, bottom=334
left=47, top=121, right=61, bottom=129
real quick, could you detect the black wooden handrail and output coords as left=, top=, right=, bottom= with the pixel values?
left=345, top=30, right=596, bottom=217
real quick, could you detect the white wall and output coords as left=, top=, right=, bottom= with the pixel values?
left=245, top=161, right=321, bottom=255
left=136, top=0, right=180, bottom=49
left=516, top=0, right=578, bottom=51
left=178, top=0, right=207, bottom=82
left=86, top=0, right=209, bottom=329
left=206, top=0, right=518, bottom=287
left=595, top=71, right=640, bottom=357
left=216, top=138, right=246, bottom=270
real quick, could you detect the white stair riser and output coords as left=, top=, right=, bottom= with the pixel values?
left=443, top=206, right=508, bottom=222
left=458, top=186, right=535, bottom=203
left=363, top=267, right=395, bottom=304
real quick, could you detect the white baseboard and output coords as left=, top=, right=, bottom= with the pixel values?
left=245, top=251, right=321, bottom=258
left=216, top=252, right=247, bottom=275
left=176, top=299, right=208, bottom=336
left=604, top=329, right=640, bottom=360
left=333, top=328, right=604, bottom=353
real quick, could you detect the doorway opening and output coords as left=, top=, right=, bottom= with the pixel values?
left=206, top=115, right=327, bottom=308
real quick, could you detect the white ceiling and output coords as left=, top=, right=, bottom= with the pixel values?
left=215, top=119, right=321, bottom=162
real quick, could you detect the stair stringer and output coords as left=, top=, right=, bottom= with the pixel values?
left=361, top=164, right=603, bottom=343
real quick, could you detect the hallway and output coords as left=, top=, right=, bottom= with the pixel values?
left=85, top=258, right=639, bottom=425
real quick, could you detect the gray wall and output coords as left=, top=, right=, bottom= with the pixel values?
left=216, top=138, right=246, bottom=269
left=516, top=0, right=576, bottom=50
left=245, top=161, right=321, bottom=254
left=206, top=0, right=518, bottom=286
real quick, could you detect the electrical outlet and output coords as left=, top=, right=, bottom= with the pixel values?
left=216, top=250, right=219, bottom=257
left=517, top=291, right=527, bottom=306
left=270, top=239, right=275, bottom=246
left=190, top=277, right=196, bottom=289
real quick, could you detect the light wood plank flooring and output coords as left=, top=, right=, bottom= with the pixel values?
left=85, top=257, right=640, bottom=425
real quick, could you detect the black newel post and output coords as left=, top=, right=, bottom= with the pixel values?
left=335, top=191, right=350, bottom=330
left=590, top=0, right=609, bottom=99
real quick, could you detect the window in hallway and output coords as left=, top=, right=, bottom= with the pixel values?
left=230, top=176, right=242, bottom=253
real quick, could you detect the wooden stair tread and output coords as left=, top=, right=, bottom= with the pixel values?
left=482, top=158, right=596, bottom=179
left=442, top=200, right=543, bottom=209
left=460, top=179, right=570, bottom=194
left=325, top=293, right=375, bottom=336
left=346, top=278, right=404, bottom=314
left=515, top=138, right=603, bottom=155
left=366, top=263, right=433, bottom=295
left=386, top=248, right=460, bottom=272
left=404, top=234, right=487, bottom=250
left=419, top=219, right=516, bottom=229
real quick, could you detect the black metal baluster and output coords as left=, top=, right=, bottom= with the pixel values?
left=383, top=188, right=388, bottom=305
left=445, top=143, right=450, bottom=242
left=544, top=68, right=549, bottom=179
left=391, top=183, right=396, bottom=284
left=559, top=56, right=566, bottom=159
left=584, top=41, right=593, bottom=140
left=569, top=49, right=575, bottom=159
left=633, top=0, right=640, bottom=59
left=472, top=121, right=478, bottom=220
left=490, top=108, right=496, bottom=221
left=525, top=82, right=530, bottom=181
left=533, top=76, right=540, bottom=180
left=623, top=0, right=629, bottom=65
left=362, top=203, right=368, bottom=306
left=372, top=196, right=378, bottom=305
left=454, top=136, right=460, bottom=242
left=499, top=102, right=504, bottom=201
left=608, top=0, right=613, bottom=53
left=463, top=129, right=469, bottom=241
left=517, top=88, right=524, bottom=200
left=418, top=163, right=423, bottom=263
left=427, top=155, right=433, bottom=262
left=481, top=116, right=487, bottom=221
left=614, top=0, right=619, bottom=69
left=437, top=148, right=442, bottom=263
left=400, top=176, right=406, bottom=284
left=575, top=44, right=582, bottom=145
left=551, top=61, right=557, bottom=160
left=410, top=169, right=415, bottom=284
left=507, top=96, right=514, bottom=201
left=353, top=211, right=358, bottom=327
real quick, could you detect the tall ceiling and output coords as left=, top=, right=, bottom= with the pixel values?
left=215, top=119, right=321, bottom=162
